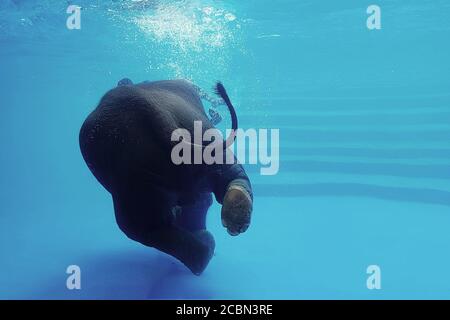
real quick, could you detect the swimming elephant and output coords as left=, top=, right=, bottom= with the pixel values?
left=79, top=79, right=253, bottom=275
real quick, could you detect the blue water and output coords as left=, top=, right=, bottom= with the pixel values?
left=1, top=0, right=450, bottom=299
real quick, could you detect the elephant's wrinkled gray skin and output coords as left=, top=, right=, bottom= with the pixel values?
left=79, top=79, right=253, bottom=275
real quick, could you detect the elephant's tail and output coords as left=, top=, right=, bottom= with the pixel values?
left=214, top=82, right=237, bottom=149
left=180, top=82, right=238, bottom=150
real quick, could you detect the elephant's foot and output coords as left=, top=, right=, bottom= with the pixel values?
left=146, top=226, right=215, bottom=275
left=191, top=229, right=215, bottom=272
left=221, top=181, right=253, bottom=236
left=180, top=229, right=215, bottom=275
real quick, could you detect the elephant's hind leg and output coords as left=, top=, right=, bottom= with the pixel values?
left=174, top=193, right=213, bottom=232
left=112, top=184, right=215, bottom=275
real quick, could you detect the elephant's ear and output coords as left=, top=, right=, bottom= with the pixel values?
left=214, top=82, right=238, bottom=149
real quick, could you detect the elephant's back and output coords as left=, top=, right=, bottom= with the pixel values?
left=136, top=79, right=206, bottom=115
left=79, top=86, right=184, bottom=194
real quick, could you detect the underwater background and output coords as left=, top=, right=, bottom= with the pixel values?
left=1, top=0, right=450, bottom=299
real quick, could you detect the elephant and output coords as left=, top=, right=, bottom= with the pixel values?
left=79, top=79, right=253, bottom=275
